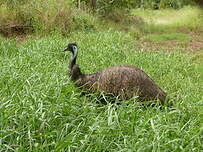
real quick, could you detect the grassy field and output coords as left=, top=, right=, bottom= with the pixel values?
left=1, top=2, right=203, bottom=151
left=0, top=30, right=202, bottom=151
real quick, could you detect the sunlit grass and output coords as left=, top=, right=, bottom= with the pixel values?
left=132, top=6, right=203, bottom=31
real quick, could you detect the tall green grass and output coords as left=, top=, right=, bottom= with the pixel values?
left=0, top=31, right=202, bottom=151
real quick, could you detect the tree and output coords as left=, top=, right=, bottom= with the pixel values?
left=90, top=0, right=97, bottom=11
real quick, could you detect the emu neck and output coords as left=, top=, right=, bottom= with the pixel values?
left=69, top=48, right=77, bottom=70
left=69, top=56, right=77, bottom=70
left=69, top=47, right=83, bottom=81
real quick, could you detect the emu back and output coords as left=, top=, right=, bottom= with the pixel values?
left=76, top=65, right=166, bottom=104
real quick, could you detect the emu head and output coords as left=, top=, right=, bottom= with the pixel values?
left=64, top=43, right=81, bottom=81
left=64, top=43, right=78, bottom=69
left=64, top=43, right=77, bottom=53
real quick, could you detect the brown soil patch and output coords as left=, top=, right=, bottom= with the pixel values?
left=137, top=29, right=203, bottom=54
left=137, top=39, right=203, bottom=53
left=189, top=40, right=203, bottom=51
left=136, top=31, right=203, bottom=63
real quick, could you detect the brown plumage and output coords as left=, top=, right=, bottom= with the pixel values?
left=64, top=43, right=167, bottom=104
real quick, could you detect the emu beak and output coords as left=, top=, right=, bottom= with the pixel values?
left=64, top=47, right=68, bottom=51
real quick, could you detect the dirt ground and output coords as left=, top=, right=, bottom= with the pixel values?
left=136, top=29, right=203, bottom=63
left=137, top=39, right=203, bottom=52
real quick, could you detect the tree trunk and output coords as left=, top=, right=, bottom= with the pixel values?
left=77, top=0, right=81, bottom=9
left=141, top=0, right=144, bottom=9
left=90, top=0, right=97, bottom=11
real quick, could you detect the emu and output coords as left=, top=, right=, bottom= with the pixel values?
left=64, top=43, right=167, bottom=105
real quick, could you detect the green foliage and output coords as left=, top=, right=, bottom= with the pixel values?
left=0, top=30, right=202, bottom=151
left=158, top=0, right=196, bottom=9
left=75, top=0, right=197, bottom=13
left=1, top=0, right=202, bottom=37
left=71, top=10, right=97, bottom=32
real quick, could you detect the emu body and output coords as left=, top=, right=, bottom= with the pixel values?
left=64, top=43, right=167, bottom=104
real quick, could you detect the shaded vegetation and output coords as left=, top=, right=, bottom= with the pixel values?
left=0, top=0, right=99, bottom=35
left=0, top=1, right=202, bottom=36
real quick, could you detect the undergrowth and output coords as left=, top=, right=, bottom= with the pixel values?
left=0, top=31, right=202, bottom=151
left=0, top=1, right=203, bottom=38
left=0, top=0, right=98, bottom=35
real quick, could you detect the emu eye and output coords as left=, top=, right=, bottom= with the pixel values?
left=72, top=46, right=77, bottom=50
